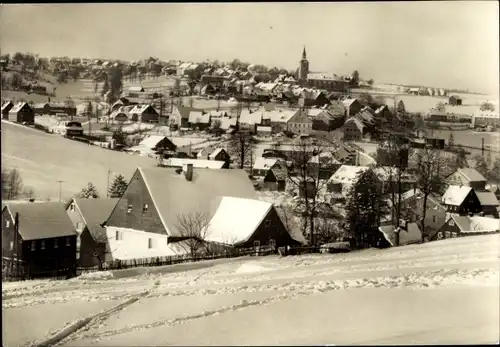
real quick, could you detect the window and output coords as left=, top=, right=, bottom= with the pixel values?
left=116, top=230, right=122, bottom=240
left=253, top=240, right=260, bottom=247
left=269, top=239, right=276, bottom=247
left=5, top=220, right=10, bottom=228
left=66, top=237, right=71, bottom=247
left=31, top=241, right=36, bottom=251
left=437, top=231, right=443, bottom=240
left=449, top=220, right=455, bottom=226
left=70, top=203, right=75, bottom=212
left=142, top=204, right=149, bottom=213
left=445, top=231, right=451, bottom=239
left=451, top=232, right=458, bottom=238
left=41, top=240, right=46, bottom=250
left=127, top=204, right=133, bottom=214
left=264, top=220, right=271, bottom=227
left=10, top=241, right=14, bottom=250
left=148, top=238, right=153, bottom=249
left=76, top=222, right=84, bottom=232
left=54, top=239, right=58, bottom=248
left=432, top=215, right=437, bottom=223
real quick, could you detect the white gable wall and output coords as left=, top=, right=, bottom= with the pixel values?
left=105, top=226, right=188, bottom=261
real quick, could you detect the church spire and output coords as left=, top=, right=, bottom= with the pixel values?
left=302, top=45, right=307, bottom=60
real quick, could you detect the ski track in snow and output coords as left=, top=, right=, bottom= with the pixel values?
left=2, top=234, right=499, bottom=346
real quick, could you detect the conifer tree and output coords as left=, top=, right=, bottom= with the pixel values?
left=79, top=182, right=100, bottom=199
left=108, top=174, right=128, bottom=198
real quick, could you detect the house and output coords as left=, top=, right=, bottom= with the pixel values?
left=264, top=109, right=300, bottom=133
left=441, top=185, right=482, bottom=215
left=65, top=121, right=84, bottom=137
left=160, top=158, right=227, bottom=169
left=342, top=117, right=365, bottom=141
left=327, top=165, right=370, bottom=197
left=298, top=89, right=330, bottom=108
left=188, top=111, right=211, bottom=130
left=1, top=101, right=14, bottom=119
left=208, top=148, right=231, bottom=165
left=239, top=109, right=263, bottom=133
left=8, top=102, right=35, bottom=124
left=430, top=215, right=499, bottom=241
left=128, top=104, right=159, bottom=123
left=308, top=152, right=342, bottom=180
left=103, top=166, right=260, bottom=260
left=449, top=95, right=463, bottom=106
left=472, top=110, right=500, bottom=128
left=263, top=166, right=287, bottom=191
left=374, top=105, right=393, bottom=127
left=212, top=116, right=237, bottom=131
left=204, top=197, right=301, bottom=248
left=475, top=191, right=500, bottom=218
left=256, top=126, right=272, bottom=136
left=446, top=168, right=487, bottom=191
left=128, top=86, right=145, bottom=93
left=341, top=98, right=362, bottom=117
left=373, top=167, right=417, bottom=194
left=252, top=157, right=285, bottom=177
left=65, top=198, right=119, bottom=267
left=312, top=111, right=337, bottom=131
left=377, top=221, right=422, bottom=247
left=287, top=111, right=313, bottom=135
left=2, top=202, right=77, bottom=278
left=169, top=105, right=196, bottom=129
left=135, top=135, right=177, bottom=154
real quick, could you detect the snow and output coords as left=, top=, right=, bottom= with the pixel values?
left=205, top=197, right=272, bottom=245
left=2, top=234, right=499, bottom=346
left=442, top=185, right=473, bottom=206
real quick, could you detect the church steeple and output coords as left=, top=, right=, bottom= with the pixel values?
left=298, top=45, right=309, bottom=82
left=302, top=45, right=307, bottom=60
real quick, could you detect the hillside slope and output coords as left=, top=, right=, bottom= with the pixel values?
left=1, top=121, right=157, bottom=200
left=2, top=234, right=498, bottom=346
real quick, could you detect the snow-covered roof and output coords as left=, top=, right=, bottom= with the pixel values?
left=216, top=117, right=237, bottom=130
left=328, top=165, right=369, bottom=184
left=476, top=192, right=500, bottom=207
left=264, top=109, right=298, bottom=123
left=379, top=223, right=422, bottom=246
left=9, top=102, right=29, bottom=113
left=129, top=104, right=153, bottom=114
left=467, top=216, right=500, bottom=233
left=457, top=168, right=486, bottom=183
left=341, top=98, right=358, bottom=107
left=164, top=158, right=225, bottom=169
left=188, top=111, right=211, bottom=124
left=239, top=109, right=263, bottom=125
left=204, top=197, right=273, bottom=245
left=253, top=157, right=278, bottom=171
left=208, top=148, right=225, bottom=159
left=308, top=152, right=341, bottom=164
left=345, top=117, right=365, bottom=131
left=442, top=185, right=472, bottom=206
left=139, top=135, right=167, bottom=150
left=257, top=126, right=272, bottom=132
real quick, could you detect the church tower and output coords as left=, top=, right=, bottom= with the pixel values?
left=298, top=45, right=309, bottom=82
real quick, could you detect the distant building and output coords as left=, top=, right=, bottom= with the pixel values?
left=342, top=117, right=365, bottom=141
left=8, top=102, right=35, bottom=125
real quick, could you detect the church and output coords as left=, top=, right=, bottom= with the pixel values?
left=298, top=46, right=350, bottom=92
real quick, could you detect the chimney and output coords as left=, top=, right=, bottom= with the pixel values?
left=184, top=163, right=194, bottom=181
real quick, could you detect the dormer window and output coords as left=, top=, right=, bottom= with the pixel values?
left=142, top=204, right=149, bottom=213
left=127, top=204, right=133, bottom=214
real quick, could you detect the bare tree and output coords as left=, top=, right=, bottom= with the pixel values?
left=285, top=136, right=334, bottom=245
left=413, top=147, right=448, bottom=242
left=228, top=131, right=256, bottom=169
left=175, top=212, right=212, bottom=256
left=2, top=168, right=24, bottom=200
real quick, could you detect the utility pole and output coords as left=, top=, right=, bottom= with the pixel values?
left=106, top=170, right=111, bottom=198
left=57, top=180, right=64, bottom=202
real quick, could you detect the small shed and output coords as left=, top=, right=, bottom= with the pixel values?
left=8, top=102, right=35, bottom=125
left=449, top=95, right=463, bottom=106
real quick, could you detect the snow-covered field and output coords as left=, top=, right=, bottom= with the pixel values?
left=2, top=234, right=499, bottom=346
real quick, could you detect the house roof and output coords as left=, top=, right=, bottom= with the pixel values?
left=442, top=185, right=473, bottom=206
left=257, top=126, right=272, bottom=132
left=216, top=117, right=238, bottom=130
left=264, top=109, right=298, bottom=123
left=448, top=215, right=500, bottom=233
left=274, top=207, right=307, bottom=245
left=328, top=165, right=369, bottom=184
left=129, top=104, right=156, bottom=115
left=253, top=157, right=278, bottom=171
left=164, top=158, right=225, bottom=169
left=476, top=191, right=500, bottom=207
left=328, top=101, right=346, bottom=116
left=188, top=111, right=211, bottom=124
left=134, top=167, right=257, bottom=237
left=269, top=166, right=287, bottom=181
left=379, top=223, right=422, bottom=246
left=208, top=148, right=226, bottom=160
left=239, top=109, right=263, bottom=125
left=341, top=98, right=358, bottom=108
left=204, top=197, right=273, bottom=245
left=308, top=152, right=341, bottom=165
left=9, top=102, right=30, bottom=114
left=128, top=86, right=145, bottom=92
left=174, top=105, right=198, bottom=120
left=72, top=198, right=119, bottom=237
left=1, top=101, right=13, bottom=112
left=5, top=202, right=77, bottom=241
left=345, top=117, right=365, bottom=131
left=457, top=168, right=486, bottom=183
left=288, top=111, right=312, bottom=124
left=138, top=135, right=168, bottom=150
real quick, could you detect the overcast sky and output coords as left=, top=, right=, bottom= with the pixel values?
left=1, top=2, right=498, bottom=94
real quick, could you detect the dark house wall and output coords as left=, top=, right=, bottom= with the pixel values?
left=445, top=190, right=482, bottom=215
left=141, top=107, right=160, bottom=123
left=22, top=235, right=77, bottom=277
left=1, top=209, right=21, bottom=260
left=156, top=138, right=177, bottom=152
left=431, top=219, right=462, bottom=241
left=9, top=104, right=35, bottom=124
left=78, top=228, right=106, bottom=268
left=106, top=169, right=168, bottom=236
left=238, top=207, right=300, bottom=248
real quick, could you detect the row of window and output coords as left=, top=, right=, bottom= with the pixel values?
left=127, top=203, right=149, bottom=214
left=8, top=237, right=72, bottom=251
left=436, top=231, right=458, bottom=239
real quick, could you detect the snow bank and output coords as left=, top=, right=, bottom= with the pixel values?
left=77, top=271, right=115, bottom=281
